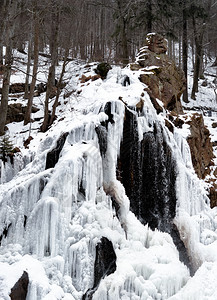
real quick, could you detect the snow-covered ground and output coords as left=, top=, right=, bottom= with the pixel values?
left=0, top=50, right=217, bottom=300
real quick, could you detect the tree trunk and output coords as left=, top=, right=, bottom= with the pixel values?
left=49, top=49, right=69, bottom=127
left=0, top=46, right=3, bottom=66
left=182, top=0, right=189, bottom=103
left=24, top=9, right=39, bottom=125
left=0, top=46, right=12, bottom=135
left=122, top=20, right=129, bottom=65
left=24, top=38, right=32, bottom=99
left=191, top=15, right=205, bottom=100
left=191, top=42, right=203, bottom=99
left=40, top=65, right=54, bottom=132
left=41, top=3, right=60, bottom=132
left=146, top=0, right=152, bottom=33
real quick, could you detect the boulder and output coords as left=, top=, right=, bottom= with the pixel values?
left=6, top=103, right=39, bottom=124
left=145, top=33, right=167, bottom=54
left=94, top=62, right=111, bottom=79
left=132, top=33, right=186, bottom=114
left=187, top=113, right=214, bottom=179
left=10, top=271, right=29, bottom=300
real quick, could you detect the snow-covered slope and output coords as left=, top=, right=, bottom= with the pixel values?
left=0, top=56, right=217, bottom=300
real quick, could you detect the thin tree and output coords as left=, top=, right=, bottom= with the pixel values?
left=41, top=0, right=60, bottom=132
left=0, top=0, right=17, bottom=135
left=191, top=0, right=212, bottom=100
left=24, top=1, right=40, bottom=125
left=182, top=0, right=189, bottom=103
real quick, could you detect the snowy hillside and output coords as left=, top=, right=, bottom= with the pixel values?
left=0, top=50, right=217, bottom=300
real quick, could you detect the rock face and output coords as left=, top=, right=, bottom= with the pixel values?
left=45, top=132, right=69, bottom=169
left=82, top=237, right=117, bottom=299
left=209, top=184, right=217, bottom=208
left=117, top=107, right=193, bottom=273
left=145, top=33, right=167, bottom=54
left=10, top=271, right=29, bottom=300
left=187, top=113, right=214, bottom=179
left=118, top=108, right=177, bottom=232
left=131, top=33, right=186, bottom=113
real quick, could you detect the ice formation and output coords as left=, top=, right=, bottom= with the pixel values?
left=0, top=65, right=217, bottom=299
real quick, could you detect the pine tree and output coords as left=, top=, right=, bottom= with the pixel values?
left=0, top=134, right=13, bottom=162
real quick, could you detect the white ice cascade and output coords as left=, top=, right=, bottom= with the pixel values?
left=0, top=67, right=217, bottom=300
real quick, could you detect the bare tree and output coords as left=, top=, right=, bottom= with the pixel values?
left=0, top=0, right=19, bottom=135
left=24, top=1, right=40, bottom=125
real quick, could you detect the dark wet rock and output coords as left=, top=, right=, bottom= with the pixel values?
left=122, top=75, right=130, bottom=86
left=117, top=106, right=192, bottom=273
left=95, top=62, right=112, bottom=79
left=10, top=271, right=29, bottom=300
left=95, top=125, right=107, bottom=156
left=170, top=224, right=194, bottom=276
left=45, top=132, right=69, bottom=169
left=82, top=237, right=116, bottom=300
left=0, top=223, right=12, bottom=245
left=173, top=117, right=184, bottom=128
left=118, top=107, right=177, bottom=232
left=100, top=102, right=115, bottom=129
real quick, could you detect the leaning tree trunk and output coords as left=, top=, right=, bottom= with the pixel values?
left=182, top=0, right=189, bottom=103
left=24, top=9, right=39, bottom=125
left=0, top=45, right=12, bottom=135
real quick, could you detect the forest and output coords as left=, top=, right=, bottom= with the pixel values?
left=0, top=0, right=216, bottom=135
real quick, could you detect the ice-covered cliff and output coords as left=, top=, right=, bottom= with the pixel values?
left=1, top=63, right=217, bottom=300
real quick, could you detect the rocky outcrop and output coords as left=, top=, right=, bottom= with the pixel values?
left=187, top=113, right=214, bottom=179
left=131, top=33, right=186, bottom=114
left=45, top=132, right=69, bottom=169
left=209, top=184, right=217, bottom=208
left=94, top=62, right=112, bottom=79
left=118, top=107, right=177, bottom=232
left=6, top=103, right=39, bottom=124
left=10, top=271, right=29, bottom=300
left=117, top=106, right=193, bottom=273
left=82, top=237, right=117, bottom=300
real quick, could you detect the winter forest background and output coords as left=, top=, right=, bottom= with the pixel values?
left=0, top=0, right=217, bottom=136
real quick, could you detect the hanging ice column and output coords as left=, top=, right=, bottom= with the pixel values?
left=96, top=101, right=130, bottom=228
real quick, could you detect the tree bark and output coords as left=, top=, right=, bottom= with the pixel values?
left=182, top=0, right=189, bottom=103
left=0, top=46, right=12, bottom=135
left=49, top=49, right=69, bottom=127
left=24, top=8, right=39, bottom=125
left=146, top=0, right=152, bottom=33
left=191, top=15, right=204, bottom=100
left=41, top=2, right=60, bottom=132
left=24, top=38, right=32, bottom=99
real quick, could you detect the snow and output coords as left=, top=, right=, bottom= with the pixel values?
left=0, top=50, right=217, bottom=299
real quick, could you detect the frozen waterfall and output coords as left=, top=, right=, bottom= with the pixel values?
left=0, top=67, right=216, bottom=300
